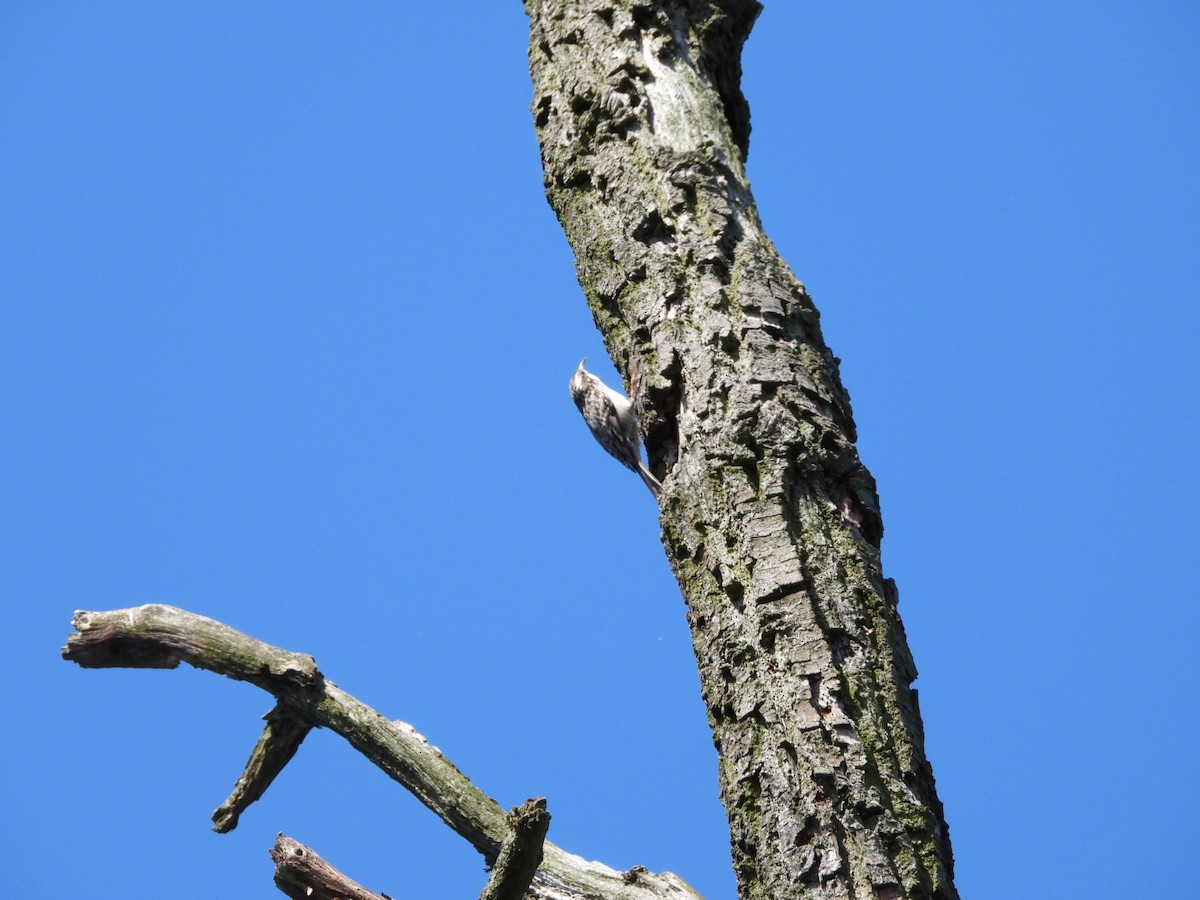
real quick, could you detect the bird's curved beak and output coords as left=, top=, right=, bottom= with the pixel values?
left=578, top=357, right=588, bottom=369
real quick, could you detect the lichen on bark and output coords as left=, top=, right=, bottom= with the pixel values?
left=527, top=2, right=958, bottom=898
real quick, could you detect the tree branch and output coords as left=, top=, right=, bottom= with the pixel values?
left=62, top=605, right=701, bottom=900
left=480, top=798, right=551, bottom=900
left=270, top=834, right=388, bottom=900
left=213, top=707, right=313, bottom=833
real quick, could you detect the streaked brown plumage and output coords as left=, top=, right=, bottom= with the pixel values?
left=568, top=358, right=661, bottom=498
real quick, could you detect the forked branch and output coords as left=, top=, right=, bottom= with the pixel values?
left=62, top=605, right=701, bottom=900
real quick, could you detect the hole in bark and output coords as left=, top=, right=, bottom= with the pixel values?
left=811, top=770, right=836, bottom=798
left=794, top=817, right=818, bottom=846
left=717, top=214, right=744, bottom=256
left=727, top=579, right=745, bottom=611
left=720, top=330, right=740, bottom=359
left=558, top=167, right=591, bottom=190
left=632, top=209, right=673, bottom=244
left=860, top=807, right=886, bottom=832
left=629, top=4, right=665, bottom=34
left=644, top=352, right=682, bottom=475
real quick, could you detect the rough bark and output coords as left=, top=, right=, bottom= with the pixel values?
left=480, top=798, right=552, bottom=900
left=526, top=2, right=956, bottom=898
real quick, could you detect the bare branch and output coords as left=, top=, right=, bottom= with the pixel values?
left=271, top=834, right=388, bottom=900
left=63, top=605, right=322, bottom=687
left=213, top=707, right=313, bottom=833
left=480, top=798, right=551, bottom=900
left=62, top=605, right=702, bottom=900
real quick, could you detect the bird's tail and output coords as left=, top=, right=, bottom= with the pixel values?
left=637, top=462, right=662, bottom=499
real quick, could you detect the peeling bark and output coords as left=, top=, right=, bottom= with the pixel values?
left=526, top=2, right=957, bottom=898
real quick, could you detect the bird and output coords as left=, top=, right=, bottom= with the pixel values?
left=569, top=358, right=661, bottom=498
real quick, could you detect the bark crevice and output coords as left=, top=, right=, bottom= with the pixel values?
left=527, top=1, right=957, bottom=897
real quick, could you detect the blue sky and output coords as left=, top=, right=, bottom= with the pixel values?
left=3, top=3, right=1197, bottom=898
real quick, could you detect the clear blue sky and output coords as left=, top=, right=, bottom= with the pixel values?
left=3, top=3, right=1197, bottom=898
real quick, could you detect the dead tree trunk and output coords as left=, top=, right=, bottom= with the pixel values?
left=61, top=6, right=958, bottom=899
left=526, top=2, right=957, bottom=898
